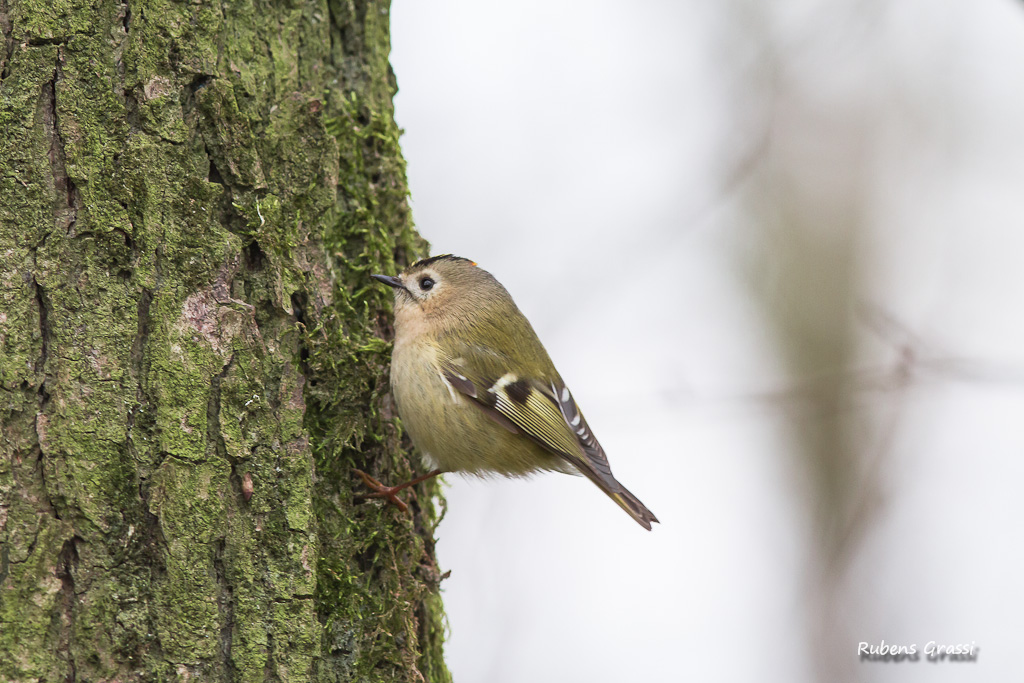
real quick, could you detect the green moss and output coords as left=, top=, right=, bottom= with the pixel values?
left=1, top=0, right=448, bottom=680
left=305, top=85, right=449, bottom=683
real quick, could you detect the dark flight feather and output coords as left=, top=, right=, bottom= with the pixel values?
left=438, top=353, right=659, bottom=530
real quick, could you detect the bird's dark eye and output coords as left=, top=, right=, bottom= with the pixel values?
left=419, top=277, right=435, bottom=291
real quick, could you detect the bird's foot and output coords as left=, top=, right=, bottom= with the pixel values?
left=353, top=468, right=443, bottom=513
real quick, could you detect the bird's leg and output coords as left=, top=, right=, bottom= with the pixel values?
left=353, top=469, right=443, bottom=513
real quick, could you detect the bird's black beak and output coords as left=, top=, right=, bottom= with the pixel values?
left=371, top=273, right=406, bottom=291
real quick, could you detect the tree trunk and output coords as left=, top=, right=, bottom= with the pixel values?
left=0, top=1, right=450, bottom=681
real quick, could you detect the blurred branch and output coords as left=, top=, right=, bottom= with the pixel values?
left=736, top=302, right=1024, bottom=409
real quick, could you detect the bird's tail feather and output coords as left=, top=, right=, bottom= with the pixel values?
left=598, top=478, right=659, bottom=531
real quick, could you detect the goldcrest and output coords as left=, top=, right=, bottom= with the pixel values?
left=366, top=255, right=658, bottom=530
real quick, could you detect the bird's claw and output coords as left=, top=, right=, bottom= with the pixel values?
left=353, top=469, right=410, bottom=513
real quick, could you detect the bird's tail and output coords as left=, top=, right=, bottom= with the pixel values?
left=597, top=478, right=659, bottom=531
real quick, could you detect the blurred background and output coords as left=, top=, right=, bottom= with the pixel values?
left=390, top=1, right=1024, bottom=681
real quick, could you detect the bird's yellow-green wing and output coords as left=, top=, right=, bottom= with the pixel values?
left=437, top=341, right=658, bottom=530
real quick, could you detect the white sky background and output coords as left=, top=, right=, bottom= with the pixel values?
left=390, top=1, right=1024, bottom=681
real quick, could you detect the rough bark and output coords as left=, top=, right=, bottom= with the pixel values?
left=0, top=1, right=450, bottom=681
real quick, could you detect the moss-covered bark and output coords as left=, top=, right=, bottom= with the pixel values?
left=0, top=1, right=450, bottom=681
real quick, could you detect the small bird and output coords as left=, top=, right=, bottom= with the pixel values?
left=360, top=255, right=658, bottom=530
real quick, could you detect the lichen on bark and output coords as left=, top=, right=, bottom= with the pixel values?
left=0, top=1, right=450, bottom=681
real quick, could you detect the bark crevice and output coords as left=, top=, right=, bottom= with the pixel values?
left=0, top=0, right=12, bottom=82
left=206, top=353, right=235, bottom=461
left=213, top=537, right=236, bottom=682
left=57, top=536, right=79, bottom=683
left=44, top=56, right=80, bottom=236
left=120, top=0, right=130, bottom=35
left=128, top=288, right=153, bottom=404
left=32, top=275, right=50, bottom=398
